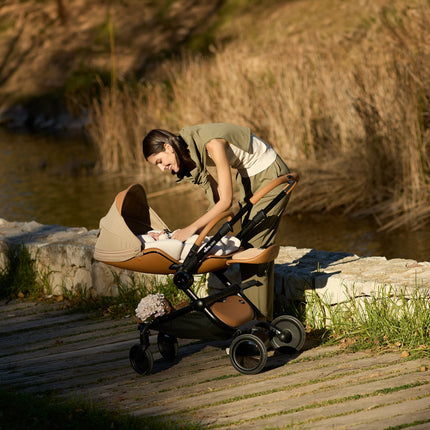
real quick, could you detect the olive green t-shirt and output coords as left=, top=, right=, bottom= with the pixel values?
left=178, top=123, right=252, bottom=205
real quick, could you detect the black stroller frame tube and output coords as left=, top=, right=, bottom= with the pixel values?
left=137, top=279, right=260, bottom=341
left=179, top=177, right=296, bottom=275
left=180, top=201, right=254, bottom=275
left=180, top=222, right=234, bottom=273
left=237, top=179, right=296, bottom=243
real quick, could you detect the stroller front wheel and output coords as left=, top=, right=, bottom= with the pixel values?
left=129, top=343, right=154, bottom=375
left=229, top=333, right=268, bottom=375
left=157, top=333, right=179, bottom=361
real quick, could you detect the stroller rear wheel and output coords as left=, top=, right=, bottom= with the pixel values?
left=270, top=315, right=306, bottom=351
left=229, top=333, right=268, bottom=375
left=129, top=343, right=154, bottom=375
left=157, top=333, right=179, bottom=361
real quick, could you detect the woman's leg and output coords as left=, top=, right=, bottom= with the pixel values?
left=237, top=156, right=290, bottom=321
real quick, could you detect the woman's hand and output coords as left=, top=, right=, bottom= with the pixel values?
left=171, top=226, right=197, bottom=242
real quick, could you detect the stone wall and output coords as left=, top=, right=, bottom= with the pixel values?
left=1, top=219, right=429, bottom=304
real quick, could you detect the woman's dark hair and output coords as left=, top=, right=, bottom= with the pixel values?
left=142, top=129, right=195, bottom=178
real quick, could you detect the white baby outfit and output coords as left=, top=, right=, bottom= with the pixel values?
left=138, top=231, right=241, bottom=262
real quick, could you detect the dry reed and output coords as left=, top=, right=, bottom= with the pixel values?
left=87, top=0, right=430, bottom=230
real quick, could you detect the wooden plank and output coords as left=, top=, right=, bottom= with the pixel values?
left=224, top=385, right=430, bottom=429
left=1, top=300, right=430, bottom=430
left=132, top=358, right=429, bottom=419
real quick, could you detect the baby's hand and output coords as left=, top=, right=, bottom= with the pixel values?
left=147, top=231, right=162, bottom=241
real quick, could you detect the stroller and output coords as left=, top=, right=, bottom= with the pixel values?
left=94, top=173, right=305, bottom=375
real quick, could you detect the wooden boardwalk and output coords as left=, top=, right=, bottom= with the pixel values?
left=1, top=299, right=429, bottom=429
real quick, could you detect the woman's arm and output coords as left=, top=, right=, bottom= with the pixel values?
left=171, top=138, right=233, bottom=241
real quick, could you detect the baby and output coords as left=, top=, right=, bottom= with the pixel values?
left=137, top=230, right=241, bottom=262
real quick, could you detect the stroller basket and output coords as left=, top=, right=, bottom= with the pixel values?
left=94, top=173, right=305, bottom=375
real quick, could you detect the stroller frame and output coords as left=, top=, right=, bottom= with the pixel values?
left=128, top=173, right=306, bottom=375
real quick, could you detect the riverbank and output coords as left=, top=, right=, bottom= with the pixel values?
left=1, top=218, right=428, bottom=307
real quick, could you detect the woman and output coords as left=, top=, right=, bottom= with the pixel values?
left=142, top=123, right=290, bottom=320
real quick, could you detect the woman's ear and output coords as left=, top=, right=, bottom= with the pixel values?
left=164, top=143, right=174, bottom=152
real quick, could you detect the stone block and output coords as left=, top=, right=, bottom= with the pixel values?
left=0, top=219, right=429, bottom=304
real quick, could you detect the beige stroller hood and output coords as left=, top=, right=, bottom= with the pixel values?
left=94, top=184, right=168, bottom=263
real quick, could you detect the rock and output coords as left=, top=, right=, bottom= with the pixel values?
left=1, top=219, right=429, bottom=301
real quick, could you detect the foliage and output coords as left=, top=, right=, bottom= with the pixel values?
left=0, top=244, right=42, bottom=299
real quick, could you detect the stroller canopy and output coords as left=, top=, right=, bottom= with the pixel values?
left=94, top=184, right=168, bottom=263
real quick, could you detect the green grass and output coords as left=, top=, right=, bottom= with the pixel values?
left=305, top=286, right=430, bottom=357
left=386, top=419, right=430, bottom=430
left=0, top=244, right=42, bottom=299
left=205, top=381, right=430, bottom=429
left=0, top=388, right=202, bottom=430
left=63, top=271, right=206, bottom=319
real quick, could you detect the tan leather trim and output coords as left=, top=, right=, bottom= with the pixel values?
left=196, top=255, right=232, bottom=273
left=194, top=211, right=233, bottom=247
left=250, top=172, right=299, bottom=204
left=102, top=245, right=279, bottom=274
left=102, top=250, right=235, bottom=274
left=226, top=244, right=280, bottom=265
left=210, top=295, right=255, bottom=327
left=115, top=187, right=130, bottom=213
left=100, top=249, right=179, bottom=274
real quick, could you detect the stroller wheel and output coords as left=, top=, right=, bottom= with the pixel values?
left=157, top=333, right=179, bottom=361
left=229, top=334, right=268, bottom=375
left=129, top=343, right=154, bottom=375
left=270, top=315, right=306, bottom=352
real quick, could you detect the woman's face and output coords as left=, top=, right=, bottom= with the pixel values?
left=146, top=143, right=179, bottom=174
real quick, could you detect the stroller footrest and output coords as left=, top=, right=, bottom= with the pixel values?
left=240, top=279, right=263, bottom=290
left=210, top=295, right=255, bottom=328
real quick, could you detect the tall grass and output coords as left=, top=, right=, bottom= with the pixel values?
left=305, top=286, right=430, bottom=355
left=0, top=244, right=42, bottom=299
left=87, top=0, right=430, bottom=230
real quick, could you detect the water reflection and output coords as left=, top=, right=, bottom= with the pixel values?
left=1, top=129, right=429, bottom=262
left=276, top=212, right=430, bottom=261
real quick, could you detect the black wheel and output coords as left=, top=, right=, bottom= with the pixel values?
left=270, top=315, right=306, bottom=351
left=157, top=333, right=179, bottom=361
left=229, top=333, right=268, bottom=375
left=129, top=343, right=154, bottom=375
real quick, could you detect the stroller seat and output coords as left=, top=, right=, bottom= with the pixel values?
left=102, top=242, right=280, bottom=274
left=94, top=183, right=280, bottom=274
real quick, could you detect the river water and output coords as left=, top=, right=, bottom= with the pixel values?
left=1, top=129, right=429, bottom=262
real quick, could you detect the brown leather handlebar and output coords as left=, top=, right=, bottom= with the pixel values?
left=187, top=172, right=299, bottom=247
left=249, top=172, right=299, bottom=205
left=194, top=211, right=234, bottom=247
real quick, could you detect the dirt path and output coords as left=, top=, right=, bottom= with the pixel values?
left=1, top=299, right=429, bottom=429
